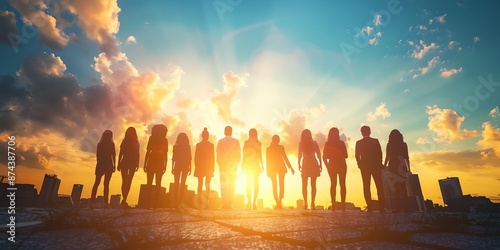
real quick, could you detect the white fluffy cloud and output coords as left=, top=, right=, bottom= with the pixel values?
left=426, top=105, right=479, bottom=143
left=210, top=71, right=248, bottom=126
left=411, top=40, right=438, bottom=59
left=489, top=106, right=499, bottom=118
left=373, top=14, right=382, bottom=26
left=440, top=67, right=463, bottom=78
left=478, top=122, right=500, bottom=157
left=10, top=0, right=70, bottom=50
left=413, top=56, right=440, bottom=79
left=125, top=35, right=136, bottom=45
left=367, top=103, right=391, bottom=122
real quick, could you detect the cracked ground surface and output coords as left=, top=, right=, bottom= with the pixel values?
left=1, top=208, right=500, bottom=249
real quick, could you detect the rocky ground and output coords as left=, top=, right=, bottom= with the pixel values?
left=1, top=207, right=500, bottom=249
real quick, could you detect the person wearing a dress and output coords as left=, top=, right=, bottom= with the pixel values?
left=91, top=130, right=116, bottom=206
left=298, top=129, right=322, bottom=209
left=384, top=129, right=410, bottom=213
left=117, top=127, right=140, bottom=208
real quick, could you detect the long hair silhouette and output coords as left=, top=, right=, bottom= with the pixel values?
left=300, top=129, right=313, bottom=154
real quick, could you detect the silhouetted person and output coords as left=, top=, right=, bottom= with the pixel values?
left=323, top=127, right=348, bottom=211
left=216, top=126, right=241, bottom=209
left=384, top=129, right=410, bottom=213
left=266, top=135, right=295, bottom=209
left=117, top=127, right=140, bottom=208
left=171, top=132, right=192, bottom=208
left=194, top=128, right=214, bottom=209
left=242, top=128, right=263, bottom=210
left=144, top=124, right=168, bottom=189
left=91, top=130, right=116, bottom=207
left=355, top=125, right=386, bottom=212
left=298, top=129, right=322, bottom=209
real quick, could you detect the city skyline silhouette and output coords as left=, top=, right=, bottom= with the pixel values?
left=0, top=0, right=499, bottom=213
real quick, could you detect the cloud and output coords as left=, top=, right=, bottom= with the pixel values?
left=158, top=112, right=194, bottom=148
left=473, top=36, right=480, bottom=44
left=93, top=52, right=138, bottom=86
left=210, top=71, right=247, bottom=126
left=412, top=148, right=499, bottom=173
left=413, top=56, right=440, bottom=79
left=361, top=26, right=374, bottom=36
left=278, top=110, right=307, bottom=155
left=429, top=14, right=447, bottom=24
left=478, top=122, right=500, bottom=157
left=355, top=26, right=381, bottom=46
left=125, top=35, right=136, bottom=45
left=65, top=0, right=121, bottom=56
left=367, top=103, right=391, bottom=122
left=417, top=25, right=427, bottom=30
left=440, top=67, right=463, bottom=78
left=373, top=14, right=382, bottom=26
left=489, top=106, right=499, bottom=118
left=411, top=40, right=438, bottom=59
left=0, top=10, right=17, bottom=45
left=0, top=75, right=29, bottom=131
left=9, top=0, right=70, bottom=50
left=0, top=137, right=55, bottom=169
left=426, top=105, right=479, bottom=143
left=416, top=137, right=430, bottom=145
left=176, top=97, right=200, bottom=109
left=369, top=32, right=382, bottom=46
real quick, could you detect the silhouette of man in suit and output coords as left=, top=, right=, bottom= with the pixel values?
left=216, top=126, right=241, bottom=209
left=355, top=126, right=386, bottom=212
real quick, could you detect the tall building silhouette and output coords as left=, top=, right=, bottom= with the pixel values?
left=296, top=199, right=304, bottom=209
left=71, top=184, right=83, bottom=206
left=439, top=177, right=463, bottom=205
left=407, top=174, right=426, bottom=212
left=39, top=174, right=60, bottom=207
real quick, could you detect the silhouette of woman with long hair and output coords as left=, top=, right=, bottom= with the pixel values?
left=194, top=128, right=214, bottom=209
left=266, top=135, right=295, bottom=209
left=298, top=129, right=322, bottom=209
left=323, top=127, right=348, bottom=211
left=91, top=130, right=116, bottom=207
left=384, top=129, right=410, bottom=213
left=242, top=128, right=263, bottom=209
left=117, top=127, right=139, bottom=208
left=172, top=132, right=192, bottom=208
left=144, top=124, right=168, bottom=188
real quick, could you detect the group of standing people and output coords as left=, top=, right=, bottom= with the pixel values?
left=90, top=124, right=410, bottom=213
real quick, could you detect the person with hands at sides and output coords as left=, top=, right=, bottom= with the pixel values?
left=242, top=128, right=264, bottom=210
left=266, top=134, right=295, bottom=210
left=144, top=124, right=168, bottom=189
left=90, top=130, right=116, bottom=208
left=117, top=127, right=140, bottom=208
left=323, top=127, right=348, bottom=212
left=298, top=129, right=322, bottom=210
left=171, top=132, right=192, bottom=208
left=384, top=129, right=410, bottom=213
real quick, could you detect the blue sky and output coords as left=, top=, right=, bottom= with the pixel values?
left=1, top=0, right=499, bottom=207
